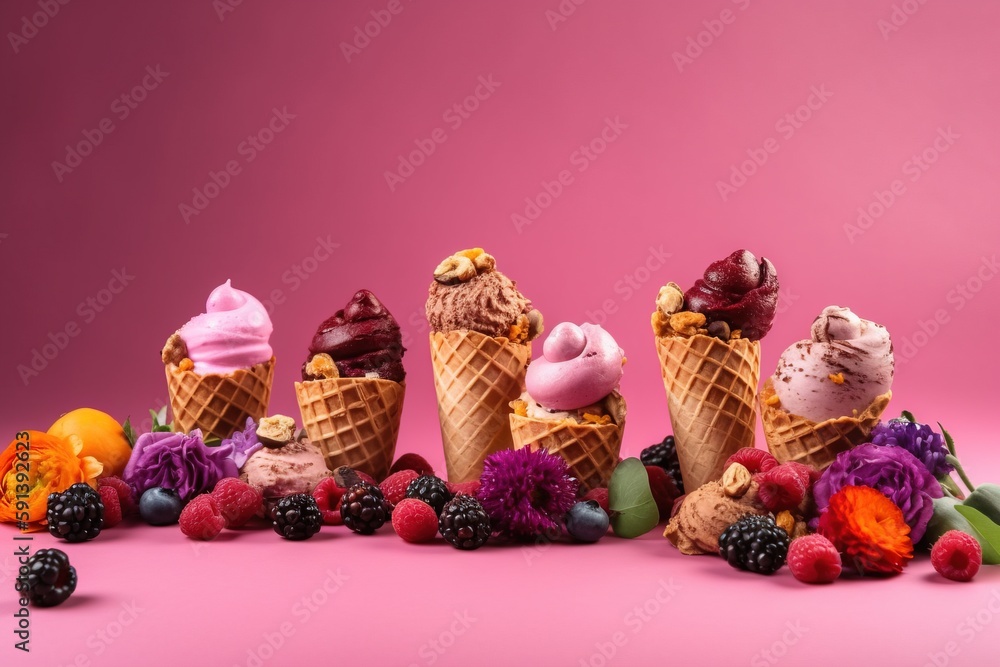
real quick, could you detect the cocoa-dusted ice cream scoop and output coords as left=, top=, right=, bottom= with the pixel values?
left=771, top=306, right=894, bottom=422
left=684, top=249, right=779, bottom=341
left=303, top=290, right=405, bottom=383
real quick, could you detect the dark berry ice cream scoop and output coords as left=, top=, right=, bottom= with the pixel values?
left=683, top=250, right=779, bottom=341
left=303, top=290, right=406, bottom=382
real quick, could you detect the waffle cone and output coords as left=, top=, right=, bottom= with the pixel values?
left=430, top=330, right=530, bottom=483
left=165, top=357, right=275, bottom=441
left=509, top=393, right=626, bottom=492
left=759, top=378, right=891, bottom=469
left=295, top=377, right=405, bottom=481
left=655, top=334, right=760, bottom=491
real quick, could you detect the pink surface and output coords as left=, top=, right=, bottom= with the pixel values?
left=2, top=0, right=999, bottom=665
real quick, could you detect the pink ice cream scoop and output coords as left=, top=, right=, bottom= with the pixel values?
left=772, top=306, right=893, bottom=422
left=179, top=280, right=274, bottom=374
left=525, top=323, right=624, bottom=411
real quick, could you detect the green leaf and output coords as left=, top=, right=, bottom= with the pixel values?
left=900, top=410, right=916, bottom=423
left=608, top=458, right=659, bottom=538
left=122, top=417, right=137, bottom=448
left=954, top=505, right=1000, bottom=565
left=938, top=422, right=957, bottom=457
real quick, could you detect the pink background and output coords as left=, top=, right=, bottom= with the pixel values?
left=3, top=0, right=1000, bottom=665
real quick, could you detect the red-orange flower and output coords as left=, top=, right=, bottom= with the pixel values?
left=0, top=431, right=103, bottom=531
left=818, top=485, right=913, bottom=575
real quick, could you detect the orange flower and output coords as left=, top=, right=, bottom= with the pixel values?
left=0, top=431, right=103, bottom=531
left=818, top=485, right=913, bottom=576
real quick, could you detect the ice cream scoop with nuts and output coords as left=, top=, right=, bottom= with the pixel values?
left=651, top=250, right=780, bottom=342
left=425, top=248, right=543, bottom=343
left=301, top=289, right=405, bottom=383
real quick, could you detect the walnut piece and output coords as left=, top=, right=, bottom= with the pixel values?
left=256, top=415, right=297, bottom=448
left=162, top=332, right=188, bottom=366
left=669, top=311, right=707, bottom=336
left=721, top=462, right=752, bottom=498
left=305, top=353, right=339, bottom=379
left=433, top=254, right=477, bottom=284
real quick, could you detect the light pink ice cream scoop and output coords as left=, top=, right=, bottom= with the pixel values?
left=525, top=322, right=624, bottom=411
left=771, top=306, right=893, bottom=422
left=179, top=280, right=274, bottom=374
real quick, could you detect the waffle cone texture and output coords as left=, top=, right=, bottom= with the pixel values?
left=655, top=334, right=760, bottom=491
left=509, top=392, right=626, bottom=492
left=759, top=378, right=891, bottom=470
left=165, top=357, right=275, bottom=441
left=295, top=377, right=405, bottom=481
left=429, top=330, right=530, bottom=483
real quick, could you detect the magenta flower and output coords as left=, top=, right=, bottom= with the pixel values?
left=477, top=448, right=579, bottom=539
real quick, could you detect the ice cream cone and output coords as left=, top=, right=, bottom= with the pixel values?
left=655, top=334, right=760, bottom=491
left=759, top=378, right=891, bottom=469
left=165, top=357, right=275, bottom=441
left=430, top=330, right=530, bottom=483
left=509, top=392, right=626, bottom=491
left=295, top=377, right=405, bottom=481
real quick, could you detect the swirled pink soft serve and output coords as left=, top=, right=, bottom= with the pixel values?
left=178, top=280, right=273, bottom=374
left=525, top=323, right=624, bottom=411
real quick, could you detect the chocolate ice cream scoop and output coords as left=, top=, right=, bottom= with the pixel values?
left=303, top=290, right=405, bottom=382
left=684, top=249, right=779, bottom=341
left=425, top=248, right=542, bottom=342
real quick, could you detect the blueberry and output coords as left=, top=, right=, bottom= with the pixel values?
left=565, top=500, right=609, bottom=543
left=139, top=487, right=184, bottom=525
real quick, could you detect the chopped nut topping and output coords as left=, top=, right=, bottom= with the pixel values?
left=828, top=373, right=845, bottom=385
left=177, top=358, right=194, bottom=372
left=721, top=463, right=752, bottom=497
left=669, top=311, right=707, bottom=336
left=162, top=332, right=188, bottom=366
left=305, top=353, right=339, bottom=379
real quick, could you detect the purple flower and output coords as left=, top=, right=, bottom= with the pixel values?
left=222, top=418, right=263, bottom=469
left=477, top=448, right=579, bottom=539
left=871, top=418, right=953, bottom=479
left=814, top=443, right=942, bottom=543
left=123, top=430, right=238, bottom=501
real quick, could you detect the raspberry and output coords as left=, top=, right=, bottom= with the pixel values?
left=179, top=495, right=226, bottom=540
left=645, top=466, right=680, bottom=518
left=725, top=448, right=778, bottom=474
left=380, top=470, right=420, bottom=507
left=98, top=476, right=137, bottom=517
left=391, top=498, right=439, bottom=543
left=756, top=463, right=808, bottom=512
left=312, top=477, right=345, bottom=526
left=389, top=453, right=434, bottom=478
left=211, top=478, right=263, bottom=528
left=446, top=479, right=481, bottom=497
left=781, top=461, right=816, bottom=487
left=98, top=486, right=123, bottom=528
left=787, top=534, right=842, bottom=584
left=931, top=530, right=982, bottom=582
left=583, top=488, right=609, bottom=514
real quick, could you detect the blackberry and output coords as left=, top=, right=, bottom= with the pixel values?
left=47, top=483, right=104, bottom=542
left=640, top=436, right=684, bottom=494
left=438, top=495, right=491, bottom=550
left=271, top=494, right=323, bottom=540
left=718, top=515, right=790, bottom=574
left=16, top=548, right=77, bottom=607
left=341, top=483, right=391, bottom=535
left=405, top=475, right=452, bottom=516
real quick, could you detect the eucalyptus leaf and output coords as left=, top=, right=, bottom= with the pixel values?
left=608, top=458, right=659, bottom=538
left=954, top=505, right=1000, bottom=565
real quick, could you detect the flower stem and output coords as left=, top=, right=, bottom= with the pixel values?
left=939, top=475, right=964, bottom=500
left=946, top=454, right=976, bottom=493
